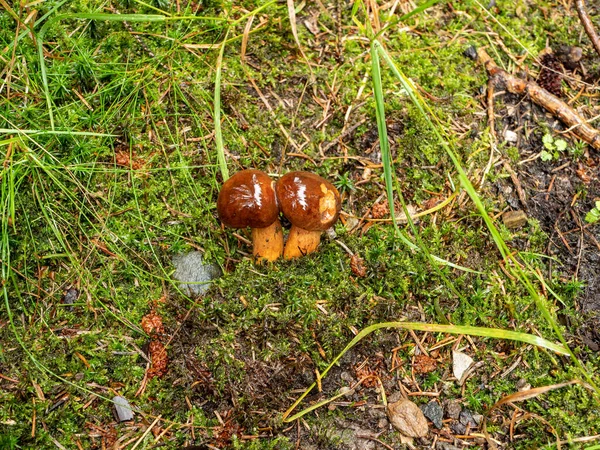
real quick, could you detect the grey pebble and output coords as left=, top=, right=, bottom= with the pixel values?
left=172, top=251, right=221, bottom=296
left=63, top=288, right=79, bottom=305
left=420, top=401, right=444, bottom=429
left=340, top=371, right=355, bottom=383
left=445, top=400, right=462, bottom=419
left=450, top=420, right=466, bottom=434
left=437, top=443, right=461, bottom=450
left=378, top=418, right=388, bottom=429
left=113, top=396, right=134, bottom=422
left=459, top=409, right=478, bottom=427
left=62, top=288, right=79, bottom=312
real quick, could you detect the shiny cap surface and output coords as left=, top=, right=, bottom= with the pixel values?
left=217, top=170, right=279, bottom=229
left=276, top=171, right=341, bottom=231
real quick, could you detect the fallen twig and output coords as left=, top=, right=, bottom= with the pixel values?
left=476, top=47, right=600, bottom=150
left=575, top=0, right=600, bottom=58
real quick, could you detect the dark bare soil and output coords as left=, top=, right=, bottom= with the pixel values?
left=524, top=157, right=600, bottom=309
left=525, top=155, right=600, bottom=351
left=491, top=91, right=600, bottom=351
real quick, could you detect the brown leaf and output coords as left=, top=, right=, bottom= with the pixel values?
left=353, top=357, right=384, bottom=388
left=387, top=399, right=429, bottom=437
left=286, top=0, right=309, bottom=63
left=490, top=380, right=580, bottom=410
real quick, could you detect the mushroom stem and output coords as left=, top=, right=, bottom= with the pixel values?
left=283, top=225, right=322, bottom=259
left=252, top=219, right=284, bottom=263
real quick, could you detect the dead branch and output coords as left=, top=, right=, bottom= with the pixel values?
left=476, top=48, right=600, bottom=150
left=575, top=0, right=600, bottom=58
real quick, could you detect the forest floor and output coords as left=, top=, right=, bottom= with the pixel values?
left=1, top=0, right=599, bottom=448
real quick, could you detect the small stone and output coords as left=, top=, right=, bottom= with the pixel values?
left=516, top=378, right=531, bottom=391
left=420, top=401, right=444, bottom=429
left=387, top=399, right=429, bottom=438
left=450, top=420, right=466, bottom=434
left=437, top=443, right=461, bottom=450
left=172, top=252, right=221, bottom=296
left=463, top=46, right=477, bottom=60
left=556, top=45, right=583, bottom=70
left=387, top=391, right=403, bottom=404
left=502, top=210, right=528, bottom=229
left=343, top=216, right=360, bottom=231
left=459, top=409, right=478, bottom=428
left=452, top=351, right=474, bottom=383
left=445, top=401, right=462, bottom=419
left=63, top=288, right=79, bottom=311
left=340, top=371, right=355, bottom=383
left=113, top=396, right=134, bottom=422
left=63, top=288, right=79, bottom=304
left=504, top=129, right=518, bottom=143
left=378, top=418, right=388, bottom=429
left=339, top=386, right=354, bottom=397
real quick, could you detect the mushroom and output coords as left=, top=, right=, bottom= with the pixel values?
left=217, top=169, right=284, bottom=263
left=276, top=171, right=341, bottom=259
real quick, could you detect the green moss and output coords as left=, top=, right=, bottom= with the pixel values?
left=1, top=0, right=599, bottom=447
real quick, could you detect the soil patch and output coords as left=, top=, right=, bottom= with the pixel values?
left=521, top=154, right=600, bottom=351
left=493, top=131, right=600, bottom=351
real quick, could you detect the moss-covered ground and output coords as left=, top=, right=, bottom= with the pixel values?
left=1, top=0, right=599, bottom=448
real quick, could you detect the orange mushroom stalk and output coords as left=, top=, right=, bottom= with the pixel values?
left=217, top=169, right=283, bottom=263
left=276, top=171, right=341, bottom=259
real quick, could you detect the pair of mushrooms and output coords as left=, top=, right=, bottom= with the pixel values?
left=217, top=170, right=341, bottom=262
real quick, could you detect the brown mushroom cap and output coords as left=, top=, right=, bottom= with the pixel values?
left=217, top=169, right=279, bottom=229
left=275, top=171, right=341, bottom=231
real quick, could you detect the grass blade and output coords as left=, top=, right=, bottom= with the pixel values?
left=0, top=128, right=116, bottom=137
left=370, top=42, right=477, bottom=276
left=370, top=43, right=397, bottom=230
left=214, top=30, right=230, bottom=181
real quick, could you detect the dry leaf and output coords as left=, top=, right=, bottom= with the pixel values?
left=491, top=380, right=580, bottom=410
left=387, top=399, right=429, bottom=437
left=286, top=0, right=308, bottom=62
left=115, top=150, right=143, bottom=170
left=452, top=350, right=474, bottom=382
